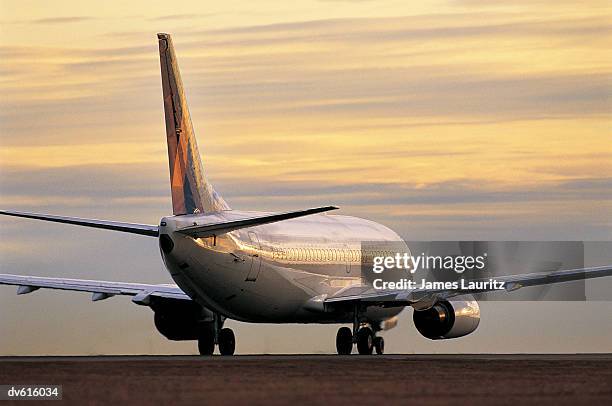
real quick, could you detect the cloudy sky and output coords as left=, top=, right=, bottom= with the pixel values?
left=0, top=0, right=611, bottom=355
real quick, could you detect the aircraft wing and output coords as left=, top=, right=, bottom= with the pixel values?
left=324, top=265, right=612, bottom=308
left=175, top=206, right=338, bottom=238
left=0, top=274, right=190, bottom=305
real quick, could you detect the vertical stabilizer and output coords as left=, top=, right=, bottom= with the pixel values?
left=157, top=33, right=230, bottom=215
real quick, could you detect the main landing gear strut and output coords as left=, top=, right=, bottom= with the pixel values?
left=336, top=305, right=384, bottom=355
left=198, top=313, right=236, bottom=356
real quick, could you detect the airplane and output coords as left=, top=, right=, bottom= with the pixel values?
left=1, top=33, right=611, bottom=356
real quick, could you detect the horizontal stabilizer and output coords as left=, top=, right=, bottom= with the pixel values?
left=176, top=206, right=338, bottom=238
left=0, top=210, right=159, bottom=237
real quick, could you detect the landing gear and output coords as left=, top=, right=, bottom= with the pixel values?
left=198, top=329, right=215, bottom=355
left=336, top=327, right=353, bottom=355
left=335, top=303, right=385, bottom=355
left=374, top=336, right=385, bottom=355
left=356, top=326, right=374, bottom=355
left=197, top=313, right=236, bottom=355
left=218, top=328, right=236, bottom=356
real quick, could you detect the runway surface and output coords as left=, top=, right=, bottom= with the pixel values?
left=1, top=354, right=611, bottom=405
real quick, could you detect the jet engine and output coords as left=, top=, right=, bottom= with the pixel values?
left=412, top=295, right=480, bottom=339
left=151, top=298, right=214, bottom=341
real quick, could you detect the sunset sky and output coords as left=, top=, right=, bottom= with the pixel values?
left=0, top=0, right=611, bottom=354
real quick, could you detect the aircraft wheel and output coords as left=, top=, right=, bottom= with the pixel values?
left=356, top=327, right=374, bottom=355
left=198, top=329, right=215, bottom=355
left=336, top=327, right=353, bottom=355
left=374, top=336, right=384, bottom=355
left=218, top=328, right=236, bottom=356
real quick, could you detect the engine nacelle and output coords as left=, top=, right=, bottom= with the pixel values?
left=151, top=298, right=213, bottom=341
left=413, top=295, right=480, bottom=339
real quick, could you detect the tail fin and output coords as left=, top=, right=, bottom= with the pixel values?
left=157, top=33, right=230, bottom=215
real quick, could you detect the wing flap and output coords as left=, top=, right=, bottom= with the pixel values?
left=176, top=206, right=338, bottom=238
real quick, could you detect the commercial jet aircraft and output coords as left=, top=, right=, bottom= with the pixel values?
left=1, top=34, right=611, bottom=355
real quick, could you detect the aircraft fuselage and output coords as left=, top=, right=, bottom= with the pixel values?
left=160, top=211, right=408, bottom=324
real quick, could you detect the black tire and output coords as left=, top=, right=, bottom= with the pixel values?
left=356, top=327, right=374, bottom=355
left=198, top=329, right=215, bottom=355
left=336, top=327, right=353, bottom=355
left=374, top=336, right=385, bottom=355
left=218, top=328, right=236, bottom=356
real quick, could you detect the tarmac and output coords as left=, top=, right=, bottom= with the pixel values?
left=1, top=354, right=611, bottom=405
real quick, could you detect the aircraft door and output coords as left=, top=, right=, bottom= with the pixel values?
left=245, top=231, right=262, bottom=281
